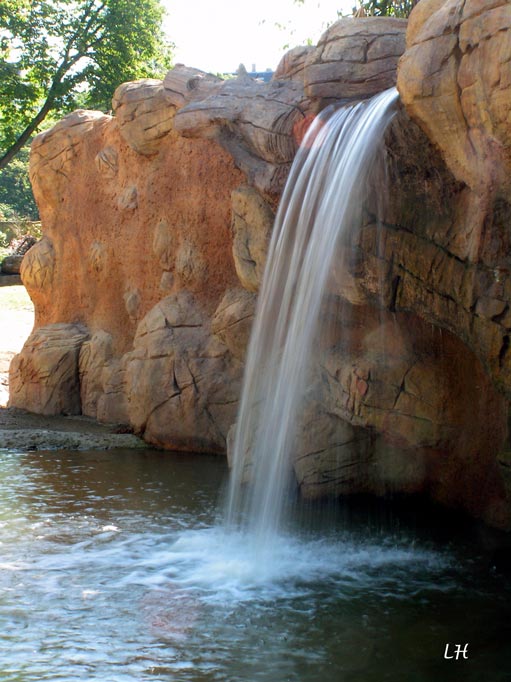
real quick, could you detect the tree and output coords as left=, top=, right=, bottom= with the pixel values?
left=0, top=0, right=173, bottom=171
left=293, top=0, right=419, bottom=20
left=0, top=148, right=38, bottom=220
left=358, top=0, right=419, bottom=17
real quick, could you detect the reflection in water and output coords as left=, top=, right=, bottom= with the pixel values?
left=0, top=448, right=510, bottom=681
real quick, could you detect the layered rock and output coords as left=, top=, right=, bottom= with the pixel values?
left=305, top=17, right=407, bottom=103
left=9, top=12, right=511, bottom=527
left=398, top=0, right=511, bottom=200
left=295, top=303, right=508, bottom=527
left=9, top=324, right=88, bottom=415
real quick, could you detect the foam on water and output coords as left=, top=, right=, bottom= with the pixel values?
left=116, top=525, right=452, bottom=604
left=2, top=450, right=509, bottom=681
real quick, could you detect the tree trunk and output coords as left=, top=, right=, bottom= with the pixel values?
left=0, top=96, right=56, bottom=171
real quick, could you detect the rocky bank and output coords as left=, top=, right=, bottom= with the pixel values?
left=9, top=0, right=511, bottom=528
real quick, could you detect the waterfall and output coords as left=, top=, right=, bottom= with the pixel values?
left=226, top=87, right=399, bottom=548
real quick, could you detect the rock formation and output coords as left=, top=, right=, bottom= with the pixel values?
left=10, top=7, right=511, bottom=528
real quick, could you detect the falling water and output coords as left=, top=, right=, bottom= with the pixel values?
left=226, top=87, right=399, bottom=547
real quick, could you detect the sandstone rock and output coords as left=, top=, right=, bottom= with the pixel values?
left=79, top=330, right=114, bottom=419
left=286, top=297, right=509, bottom=526
left=398, top=0, right=511, bottom=200
left=211, top=287, right=256, bottom=361
left=152, top=219, right=174, bottom=269
left=274, top=46, right=315, bottom=83
left=9, top=324, right=89, bottom=415
left=30, top=110, right=110, bottom=224
left=369, top=439, right=427, bottom=496
left=305, top=18, right=407, bottom=103
left=174, top=72, right=306, bottom=165
left=125, top=292, right=243, bottom=452
left=231, top=186, right=274, bottom=291
left=96, top=358, right=130, bottom=425
left=317, top=303, right=509, bottom=525
left=159, top=271, right=174, bottom=291
left=117, top=186, right=138, bottom=211
left=157, top=21, right=407, bottom=202
left=172, top=68, right=309, bottom=198
left=112, top=79, right=176, bottom=155
left=175, top=239, right=206, bottom=284
left=20, top=237, right=55, bottom=291
left=294, top=404, right=373, bottom=498
left=345, top=109, right=511, bottom=402
left=163, top=65, right=223, bottom=108
left=124, top=288, right=141, bottom=320
left=89, top=241, right=108, bottom=275
left=95, top=146, right=119, bottom=178
left=27, top=74, right=243, bottom=356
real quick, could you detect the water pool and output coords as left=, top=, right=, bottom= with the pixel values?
left=0, top=448, right=509, bottom=681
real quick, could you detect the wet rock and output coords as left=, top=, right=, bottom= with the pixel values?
left=295, top=405, right=373, bottom=498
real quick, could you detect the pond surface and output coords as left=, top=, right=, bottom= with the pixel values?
left=0, top=447, right=510, bottom=681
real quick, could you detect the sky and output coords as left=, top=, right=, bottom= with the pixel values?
left=161, top=0, right=354, bottom=75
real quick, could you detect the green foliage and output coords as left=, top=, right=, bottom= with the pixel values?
left=0, top=147, right=38, bottom=220
left=0, top=0, right=173, bottom=168
left=360, top=0, right=419, bottom=17
left=293, top=0, right=418, bottom=20
left=0, top=215, right=42, bottom=249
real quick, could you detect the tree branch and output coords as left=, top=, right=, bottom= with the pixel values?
left=0, top=93, right=56, bottom=170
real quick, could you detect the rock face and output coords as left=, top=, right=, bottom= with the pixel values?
left=124, top=291, right=243, bottom=452
left=305, top=17, right=407, bottom=103
left=9, top=324, right=88, bottom=415
left=398, top=0, right=511, bottom=200
left=10, top=13, right=511, bottom=528
left=294, top=303, right=508, bottom=528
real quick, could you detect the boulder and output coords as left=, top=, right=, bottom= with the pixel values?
left=398, top=0, right=511, bottom=200
left=9, top=324, right=89, bottom=415
left=1, top=255, right=24, bottom=275
left=26, top=81, right=244, bottom=358
left=20, top=237, right=55, bottom=291
left=305, top=18, right=407, bottom=103
left=112, top=79, right=176, bottom=156
left=79, top=330, right=114, bottom=419
left=211, top=287, right=257, bottom=361
left=231, top=186, right=274, bottom=292
left=124, top=292, right=243, bottom=452
left=295, top=302, right=509, bottom=526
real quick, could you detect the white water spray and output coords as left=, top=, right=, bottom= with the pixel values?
left=226, top=88, right=399, bottom=547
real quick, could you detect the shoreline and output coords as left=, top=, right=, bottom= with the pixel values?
left=0, top=406, right=147, bottom=451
